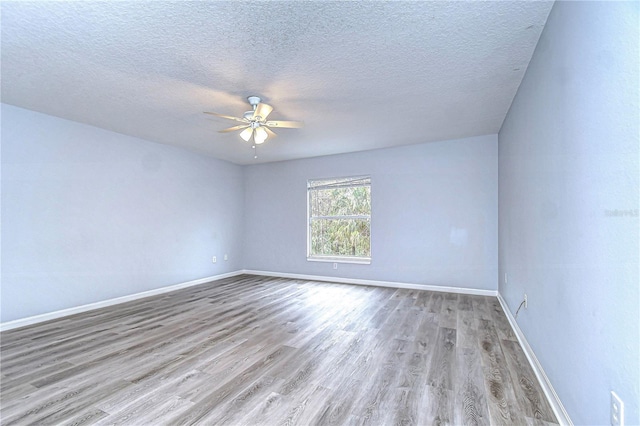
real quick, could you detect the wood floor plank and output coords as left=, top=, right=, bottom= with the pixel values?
left=458, top=294, right=474, bottom=312
left=423, top=384, right=454, bottom=425
left=501, top=339, right=557, bottom=422
left=231, top=390, right=285, bottom=425
left=0, top=361, right=75, bottom=393
left=368, top=291, right=402, bottom=329
left=95, top=393, right=193, bottom=425
left=309, top=376, right=362, bottom=425
left=169, top=345, right=297, bottom=424
left=392, top=387, right=423, bottom=426
left=275, top=384, right=333, bottom=426
left=0, top=382, right=39, bottom=410
left=62, top=406, right=109, bottom=426
left=477, top=318, right=529, bottom=425
left=350, top=350, right=409, bottom=425
left=1, top=379, right=131, bottom=425
left=414, top=290, right=433, bottom=309
left=411, top=311, right=439, bottom=355
left=427, top=291, right=444, bottom=314
left=454, top=346, right=491, bottom=426
left=439, top=293, right=459, bottom=329
left=426, top=327, right=457, bottom=390
left=472, top=296, right=494, bottom=321
left=192, top=375, right=284, bottom=425
left=489, top=298, right=518, bottom=342
left=457, top=309, right=478, bottom=349
left=0, top=275, right=558, bottom=425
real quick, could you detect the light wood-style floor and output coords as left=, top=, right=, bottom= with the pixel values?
left=0, top=275, right=557, bottom=425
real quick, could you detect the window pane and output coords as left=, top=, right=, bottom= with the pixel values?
left=310, top=218, right=371, bottom=257
left=310, top=186, right=371, bottom=217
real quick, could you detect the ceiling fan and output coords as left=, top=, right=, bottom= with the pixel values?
left=204, top=96, right=303, bottom=146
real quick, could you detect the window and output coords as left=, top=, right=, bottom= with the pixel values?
left=307, top=176, right=371, bottom=263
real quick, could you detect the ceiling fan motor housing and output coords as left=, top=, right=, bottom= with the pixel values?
left=247, top=96, right=261, bottom=107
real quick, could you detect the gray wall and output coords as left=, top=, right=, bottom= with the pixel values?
left=2, top=106, right=498, bottom=323
left=243, top=135, right=498, bottom=291
left=498, top=2, right=639, bottom=425
left=1, top=104, right=244, bottom=322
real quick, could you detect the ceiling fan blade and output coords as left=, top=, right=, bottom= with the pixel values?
left=265, top=120, right=304, bottom=128
left=239, top=127, right=254, bottom=142
left=263, top=127, right=277, bottom=138
left=204, top=112, right=246, bottom=123
left=219, top=124, right=249, bottom=133
left=253, top=103, right=273, bottom=121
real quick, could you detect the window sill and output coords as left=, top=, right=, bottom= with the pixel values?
left=307, top=256, right=371, bottom=265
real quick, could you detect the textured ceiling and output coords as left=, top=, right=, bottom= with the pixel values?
left=1, top=1, right=553, bottom=165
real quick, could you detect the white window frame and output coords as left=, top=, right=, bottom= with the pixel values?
left=307, top=175, right=371, bottom=264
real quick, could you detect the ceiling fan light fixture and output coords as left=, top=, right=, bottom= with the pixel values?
left=239, top=127, right=253, bottom=142
left=254, top=126, right=268, bottom=144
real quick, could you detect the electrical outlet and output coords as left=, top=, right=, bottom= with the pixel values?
left=224, top=254, right=228, bottom=261
left=333, top=263, right=338, bottom=270
left=524, top=293, right=528, bottom=309
left=212, top=256, right=217, bottom=263
left=611, top=391, right=624, bottom=426
left=505, top=273, right=508, bottom=283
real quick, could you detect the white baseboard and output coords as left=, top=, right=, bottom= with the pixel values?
left=497, top=294, right=573, bottom=426
left=242, top=269, right=498, bottom=297
left=0, top=270, right=244, bottom=332
left=0, top=268, right=497, bottom=328
left=1, top=270, right=493, bottom=332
